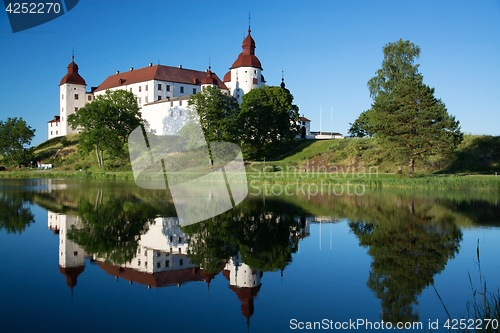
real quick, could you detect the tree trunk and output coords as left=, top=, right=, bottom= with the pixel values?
left=100, top=149, right=104, bottom=168
left=408, top=158, right=415, bottom=174
left=95, top=144, right=100, bottom=167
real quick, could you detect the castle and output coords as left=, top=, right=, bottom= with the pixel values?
left=48, top=26, right=315, bottom=140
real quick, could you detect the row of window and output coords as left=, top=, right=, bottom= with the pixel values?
left=50, top=131, right=58, bottom=135
left=129, top=84, right=194, bottom=94
left=61, top=93, right=92, bottom=101
left=136, top=259, right=184, bottom=268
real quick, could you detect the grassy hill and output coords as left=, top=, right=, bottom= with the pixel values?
left=1, top=134, right=499, bottom=176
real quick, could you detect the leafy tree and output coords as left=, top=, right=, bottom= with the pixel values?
left=238, top=86, right=300, bottom=158
left=68, top=196, right=157, bottom=265
left=367, top=38, right=422, bottom=99
left=0, top=117, right=36, bottom=167
left=180, top=86, right=240, bottom=146
left=349, top=39, right=461, bottom=172
left=371, top=78, right=462, bottom=172
left=348, top=109, right=374, bottom=138
left=67, top=89, right=143, bottom=168
left=350, top=219, right=462, bottom=324
left=0, top=190, right=35, bottom=234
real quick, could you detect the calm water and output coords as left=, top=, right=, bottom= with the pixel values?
left=1, top=178, right=499, bottom=333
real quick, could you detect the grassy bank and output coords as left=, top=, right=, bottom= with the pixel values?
left=1, top=134, right=498, bottom=190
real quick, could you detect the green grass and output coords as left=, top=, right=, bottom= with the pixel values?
left=1, top=134, right=499, bottom=190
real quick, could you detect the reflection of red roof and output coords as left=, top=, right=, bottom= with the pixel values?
left=48, top=116, right=60, bottom=123
left=222, top=269, right=230, bottom=281
left=59, top=265, right=85, bottom=294
left=95, top=65, right=227, bottom=92
left=300, top=116, right=310, bottom=122
left=229, top=284, right=262, bottom=328
left=230, top=28, right=262, bottom=70
left=97, top=261, right=208, bottom=287
left=60, top=61, right=86, bottom=86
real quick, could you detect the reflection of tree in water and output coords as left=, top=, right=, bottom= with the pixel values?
left=350, top=210, right=462, bottom=323
left=68, top=191, right=160, bottom=265
left=0, top=191, right=34, bottom=234
left=183, top=199, right=302, bottom=274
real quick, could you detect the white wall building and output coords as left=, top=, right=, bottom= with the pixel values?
left=47, top=26, right=278, bottom=139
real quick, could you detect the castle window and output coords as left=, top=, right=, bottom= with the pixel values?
left=51, top=131, right=52, bottom=135
left=170, top=236, right=173, bottom=242
left=156, top=252, right=161, bottom=257
left=75, top=107, right=78, bottom=111
left=192, top=88, right=196, bottom=94
left=157, top=262, right=161, bottom=268
left=180, top=86, right=184, bottom=93
left=73, top=251, right=78, bottom=256
left=130, top=88, right=132, bottom=92
left=179, top=259, right=183, bottom=266
left=170, top=111, right=173, bottom=117
left=179, top=100, right=182, bottom=106
left=145, top=85, right=148, bottom=91
left=62, top=108, right=64, bottom=113
left=56, top=131, right=58, bottom=135
left=171, top=101, right=173, bottom=107
left=178, top=248, right=182, bottom=254
left=138, top=259, right=141, bottom=265
left=158, top=96, right=162, bottom=101
left=139, top=86, right=142, bottom=92
left=166, top=260, right=169, bottom=267
left=62, top=94, right=64, bottom=100
left=138, top=97, right=141, bottom=104
left=145, top=96, right=148, bottom=103
left=179, top=110, right=182, bottom=116
left=166, top=85, right=170, bottom=92
left=88, top=95, right=92, bottom=101
left=74, top=94, right=78, bottom=100
left=145, top=262, right=147, bottom=267
left=178, top=237, right=182, bottom=242
left=158, top=84, right=162, bottom=91
left=51, top=123, right=52, bottom=127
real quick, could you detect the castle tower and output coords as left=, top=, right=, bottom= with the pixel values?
left=53, top=56, right=87, bottom=139
left=223, top=254, right=262, bottom=328
left=48, top=212, right=85, bottom=295
left=200, top=66, right=219, bottom=90
left=224, top=25, right=265, bottom=104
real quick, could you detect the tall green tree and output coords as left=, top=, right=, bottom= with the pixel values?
left=371, top=78, right=462, bottom=172
left=180, top=86, right=240, bottom=146
left=67, top=89, right=143, bottom=168
left=238, top=86, right=299, bottom=158
left=0, top=117, right=36, bottom=167
left=367, top=38, right=422, bottom=99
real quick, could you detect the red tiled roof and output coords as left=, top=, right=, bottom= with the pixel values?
left=60, top=61, right=86, bottom=86
left=201, top=68, right=217, bottom=86
left=97, top=261, right=208, bottom=287
left=261, top=74, right=265, bottom=82
left=230, top=28, right=262, bottom=70
left=223, top=71, right=231, bottom=82
left=300, top=116, right=311, bottom=122
left=95, top=65, right=227, bottom=92
left=48, top=116, right=60, bottom=123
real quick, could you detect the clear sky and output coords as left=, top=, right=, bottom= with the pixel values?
left=1, top=0, right=499, bottom=147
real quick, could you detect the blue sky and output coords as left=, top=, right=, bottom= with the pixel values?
left=1, top=0, right=499, bottom=147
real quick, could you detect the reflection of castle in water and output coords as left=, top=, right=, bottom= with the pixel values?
left=46, top=211, right=312, bottom=325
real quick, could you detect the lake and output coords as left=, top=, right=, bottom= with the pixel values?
left=1, top=178, right=499, bottom=332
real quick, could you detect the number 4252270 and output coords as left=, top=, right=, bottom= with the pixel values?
left=444, top=319, right=499, bottom=330
left=5, top=2, right=61, bottom=14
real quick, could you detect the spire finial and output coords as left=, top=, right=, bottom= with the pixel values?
left=209, top=55, right=211, bottom=71
left=72, top=47, right=74, bottom=62
left=248, top=11, right=251, bottom=33
left=282, top=69, right=284, bottom=83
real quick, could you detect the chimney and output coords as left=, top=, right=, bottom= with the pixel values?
left=116, top=71, right=119, bottom=74
left=178, top=65, right=182, bottom=69
left=130, top=67, right=134, bottom=71
left=149, top=63, right=152, bottom=67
